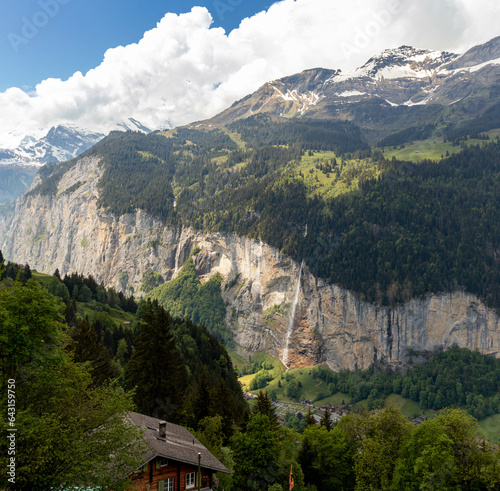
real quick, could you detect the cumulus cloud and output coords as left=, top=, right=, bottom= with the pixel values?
left=0, top=0, right=499, bottom=145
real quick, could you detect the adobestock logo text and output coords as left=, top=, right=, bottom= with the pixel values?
left=8, top=0, right=70, bottom=54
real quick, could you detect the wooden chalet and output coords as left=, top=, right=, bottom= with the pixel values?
left=127, top=412, right=229, bottom=491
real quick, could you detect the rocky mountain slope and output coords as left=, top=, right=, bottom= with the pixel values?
left=0, top=163, right=38, bottom=204
left=1, top=156, right=498, bottom=370
left=0, top=124, right=104, bottom=204
left=202, top=37, right=500, bottom=141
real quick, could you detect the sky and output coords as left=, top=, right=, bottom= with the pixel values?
left=0, top=0, right=499, bottom=146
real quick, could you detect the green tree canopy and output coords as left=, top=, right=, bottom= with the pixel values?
left=126, top=300, right=187, bottom=420
left=231, top=413, right=280, bottom=491
left=0, top=277, right=145, bottom=489
left=392, top=409, right=500, bottom=490
left=300, top=425, right=355, bottom=491
left=354, top=407, right=412, bottom=491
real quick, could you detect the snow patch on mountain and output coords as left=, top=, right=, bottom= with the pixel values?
left=355, top=46, right=459, bottom=80
left=271, top=86, right=324, bottom=114
left=336, top=90, right=367, bottom=97
left=462, top=56, right=500, bottom=73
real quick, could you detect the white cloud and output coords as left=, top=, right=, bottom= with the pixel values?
left=0, top=0, right=499, bottom=146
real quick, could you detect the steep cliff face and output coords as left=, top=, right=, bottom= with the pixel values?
left=1, top=156, right=499, bottom=370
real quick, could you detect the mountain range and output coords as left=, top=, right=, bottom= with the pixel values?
left=1, top=36, right=499, bottom=370
left=0, top=118, right=151, bottom=203
left=201, top=36, right=500, bottom=141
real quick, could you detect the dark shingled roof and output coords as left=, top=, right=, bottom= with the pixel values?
left=126, top=412, right=229, bottom=474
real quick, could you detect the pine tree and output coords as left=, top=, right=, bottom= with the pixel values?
left=320, top=409, right=333, bottom=431
left=210, top=379, right=236, bottom=441
left=304, top=407, right=316, bottom=427
left=69, top=318, right=116, bottom=386
left=23, top=263, right=32, bottom=280
left=126, top=301, right=187, bottom=420
left=191, top=368, right=213, bottom=425
left=252, top=390, right=279, bottom=431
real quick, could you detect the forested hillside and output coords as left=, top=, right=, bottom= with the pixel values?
left=309, top=347, right=500, bottom=420
left=0, top=254, right=247, bottom=428
left=26, top=116, right=500, bottom=310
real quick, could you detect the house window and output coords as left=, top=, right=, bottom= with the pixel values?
left=156, top=456, right=169, bottom=468
left=158, top=478, right=174, bottom=491
left=186, top=472, right=196, bottom=489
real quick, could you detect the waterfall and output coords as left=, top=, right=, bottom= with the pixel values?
left=174, top=226, right=182, bottom=274
left=281, top=261, right=303, bottom=369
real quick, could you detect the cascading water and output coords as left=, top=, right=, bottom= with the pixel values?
left=174, top=227, right=183, bottom=274
left=281, top=261, right=303, bottom=369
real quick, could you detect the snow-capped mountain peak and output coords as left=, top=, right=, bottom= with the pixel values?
left=11, top=124, right=106, bottom=166
left=355, top=46, right=459, bottom=79
left=204, top=36, right=500, bottom=130
left=113, top=117, right=152, bottom=134
left=0, top=119, right=152, bottom=203
left=0, top=118, right=152, bottom=169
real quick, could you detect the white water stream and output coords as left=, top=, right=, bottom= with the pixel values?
left=174, top=227, right=182, bottom=274
left=281, top=261, right=303, bottom=369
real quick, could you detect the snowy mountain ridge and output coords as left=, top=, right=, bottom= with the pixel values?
left=0, top=118, right=152, bottom=203
left=0, top=118, right=152, bottom=167
left=205, top=35, right=500, bottom=131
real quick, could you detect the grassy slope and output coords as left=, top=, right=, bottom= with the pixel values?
left=384, top=394, right=433, bottom=418
left=78, top=303, right=136, bottom=328
left=293, top=150, right=379, bottom=199
left=32, top=271, right=136, bottom=329
left=381, top=129, right=500, bottom=162
left=238, top=358, right=352, bottom=405
left=32, top=271, right=55, bottom=287
left=479, top=414, right=500, bottom=444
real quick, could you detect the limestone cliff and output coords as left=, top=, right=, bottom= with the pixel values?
left=1, top=156, right=499, bottom=370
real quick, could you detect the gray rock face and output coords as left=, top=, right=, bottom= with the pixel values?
left=446, top=35, right=500, bottom=70
left=0, top=164, right=38, bottom=204
left=1, top=156, right=499, bottom=370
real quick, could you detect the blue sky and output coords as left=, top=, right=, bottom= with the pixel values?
left=0, top=0, right=498, bottom=145
left=0, top=0, right=271, bottom=91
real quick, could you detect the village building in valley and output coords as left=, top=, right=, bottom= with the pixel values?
left=127, top=412, right=229, bottom=491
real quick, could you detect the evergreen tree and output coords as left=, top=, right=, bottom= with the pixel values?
left=252, top=390, right=279, bottom=431
left=126, top=301, right=187, bottom=420
left=0, top=276, right=145, bottom=489
left=191, top=368, right=213, bottom=426
left=69, top=318, right=116, bottom=386
left=319, top=409, right=333, bottom=431
left=304, top=407, right=316, bottom=427
left=300, top=425, right=355, bottom=491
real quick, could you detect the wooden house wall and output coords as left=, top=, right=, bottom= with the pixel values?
left=131, top=459, right=213, bottom=491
